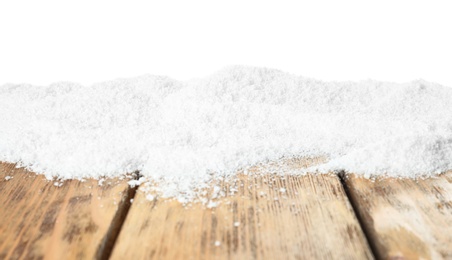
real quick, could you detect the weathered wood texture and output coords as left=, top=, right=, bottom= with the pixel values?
left=344, top=172, right=452, bottom=260
left=0, top=162, right=133, bottom=260
left=111, top=158, right=374, bottom=260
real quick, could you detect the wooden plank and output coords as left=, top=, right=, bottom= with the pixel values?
left=0, top=162, right=135, bottom=260
left=344, top=172, right=452, bottom=260
left=111, top=158, right=374, bottom=259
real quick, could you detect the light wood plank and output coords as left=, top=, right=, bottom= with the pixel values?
left=344, top=172, right=452, bottom=260
left=0, top=162, right=134, bottom=260
left=111, top=158, right=374, bottom=260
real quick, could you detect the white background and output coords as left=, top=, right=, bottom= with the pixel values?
left=1, top=0, right=451, bottom=86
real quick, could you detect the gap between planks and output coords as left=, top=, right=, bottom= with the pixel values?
left=95, top=172, right=139, bottom=260
left=338, top=171, right=381, bottom=259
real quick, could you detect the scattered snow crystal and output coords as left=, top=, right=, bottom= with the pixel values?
left=1, top=66, right=452, bottom=200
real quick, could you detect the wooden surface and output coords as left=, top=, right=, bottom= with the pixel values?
left=2, top=157, right=452, bottom=260
left=111, top=158, right=374, bottom=260
left=0, top=163, right=134, bottom=260
left=344, top=172, right=452, bottom=260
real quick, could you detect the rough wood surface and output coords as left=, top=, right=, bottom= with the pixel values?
left=0, top=162, right=134, bottom=260
left=344, top=172, right=452, bottom=260
left=111, top=158, right=374, bottom=260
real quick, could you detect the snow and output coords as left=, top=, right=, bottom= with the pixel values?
left=1, top=66, right=451, bottom=201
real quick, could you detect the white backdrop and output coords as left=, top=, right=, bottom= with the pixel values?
left=1, top=0, right=451, bottom=87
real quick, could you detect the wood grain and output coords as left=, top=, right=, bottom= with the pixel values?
left=0, top=162, right=134, bottom=260
left=111, top=158, right=374, bottom=260
left=344, top=172, right=452, bottom=260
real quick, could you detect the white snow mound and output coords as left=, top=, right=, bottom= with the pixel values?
left=1, top=66, right=452, bottom=197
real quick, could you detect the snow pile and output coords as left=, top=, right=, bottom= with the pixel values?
left=315, top=135, right=452, bottom=178
left=1, top=66, right=451, bottom=199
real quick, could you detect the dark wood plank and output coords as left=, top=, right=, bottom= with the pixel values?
left=344, top=171, right=452, bottom=259
left=0, top=162, right=134, bottom=260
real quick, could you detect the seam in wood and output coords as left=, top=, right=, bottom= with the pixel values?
left=338, top=171, right=380, bottom=260
left=95, top=172, right=140, bottom=260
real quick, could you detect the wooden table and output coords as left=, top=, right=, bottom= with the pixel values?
left=1, top=159, right=451, bottom=260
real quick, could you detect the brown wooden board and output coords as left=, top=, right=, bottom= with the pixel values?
left=344, top=172, right=452, bottom=260
left=111, top=158, right=374, bottom=260
left=0, top=162, right=135, bottom=260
